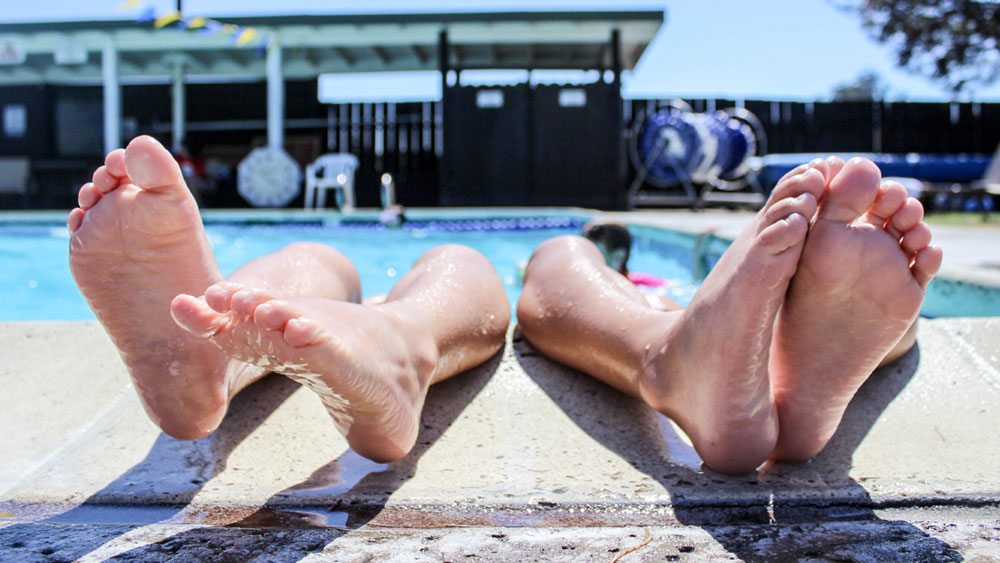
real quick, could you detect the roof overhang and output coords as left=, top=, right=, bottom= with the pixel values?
left=0, top=11, right=663, bottom=85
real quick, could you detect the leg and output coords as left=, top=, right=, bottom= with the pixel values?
left=517, top=163, right=827, bottom=474
left=69, top=135, right=361, bottom=440
left=769, top=158, right=943, bottom=462
left=171, top=245, right=510, bottom=462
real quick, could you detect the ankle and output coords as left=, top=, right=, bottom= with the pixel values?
left=372, top=303, right=440, bottom=390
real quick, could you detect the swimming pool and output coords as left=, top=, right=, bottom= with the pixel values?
left=4, top=209, right=995, bottom=321
left=0, top=210, right=707, bottom=321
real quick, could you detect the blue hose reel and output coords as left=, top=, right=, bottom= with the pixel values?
left=630, top=106, right=765, bottom=190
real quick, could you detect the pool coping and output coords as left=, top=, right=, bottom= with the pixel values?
left=2, top=206, right=998, bottom=559
left=1, top=317, right=998, bottom=560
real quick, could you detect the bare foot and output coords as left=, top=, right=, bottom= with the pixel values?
left=639, top=161, right=827, bottom=473
left=171, top=282, right=439, bottom=462
left=68, top=135, right=228, bottom=439
left=769, top=157, right=943, bottom=462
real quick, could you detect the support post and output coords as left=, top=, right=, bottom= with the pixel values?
left=438, top=29, right=449, bottom=205
left=266, top=37, right=284, bottom=150
left=438, top=29, right=449, bottom=99
left=171, top=59, right=186, bottom=152
left=102, top=35, right=121, bottom=154
left=610, top=28, right=626, bottom=209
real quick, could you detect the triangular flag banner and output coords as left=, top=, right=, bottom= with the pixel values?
left=235, top=28, right=258, bottom=47
left=118, top=2, right=269, bottom=56
left=116, top=0, right=141, bottom=11
left=154, top=11, right=181, bottom=28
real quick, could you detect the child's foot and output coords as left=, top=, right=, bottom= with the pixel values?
left=769, top=157, right=943, bottom=461
left=171, top=282, right=439, bottom=462
left=68, top=136, right=228, bottom=439
left=640, top=160, right=827, bottom=473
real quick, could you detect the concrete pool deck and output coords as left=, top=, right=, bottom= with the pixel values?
left=1, top=209, right=999, bottom=561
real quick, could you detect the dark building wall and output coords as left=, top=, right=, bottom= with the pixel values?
left=0, top=85, right=51, bottom=158
left=8, top=79, right=1000, bottom=210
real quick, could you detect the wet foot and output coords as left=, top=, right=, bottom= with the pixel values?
left=171, top=281, right=439, bottom=462
left=769, top=157, right=943, bottom=461
left=640, top=161, right=827, bottom=473
left=68, top=136, right=228, bottom=439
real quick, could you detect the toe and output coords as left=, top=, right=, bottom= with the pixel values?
left=123, top=135, right=187, bottom=192
left=761, top=169, right=827, bottom=224
left=104, top=148, right=128, bottom=178
left=864, top=181, right=908, bottom=227
left=92, top=167, right=119, bottom=194
left=887, top=198, right=924, bottom=238
left=67, top=208, right=85, bottom=233
left=900, top=222, right=933, bottom=256
left=764, top=193, right=818, bottom=227
left=757, top=212, right=809, bottom=256
left=78, top=183, right=102, bottom=209
left=825, top=155, right=845, bottom=179
left=253, top=300, right=298, bottom=331
left=171, top=294, right=229, bottom=338
left=205, top=281, right=245, bottom=313
left=283, top=317, right=325, bottom=347
left=776, top=158, right=828, bottom=186
left=771, top=165, right=827, bottom=204
left=912, top=245, right=943, bottom=289
left=230, top=287, right=276, bottom=317
left=817, top=157, right=881, bottom=223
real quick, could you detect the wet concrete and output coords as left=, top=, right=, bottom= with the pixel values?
left=1, top=317, right=999, bottom=560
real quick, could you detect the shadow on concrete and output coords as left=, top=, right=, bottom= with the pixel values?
left=0, top=373, right=304, bottom=561
left=103, top=350, right=501, bottom=561
left=513, top=328, right=963, bottom=562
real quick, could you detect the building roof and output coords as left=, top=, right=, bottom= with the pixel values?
left=0, top=11, right=664, bottom=85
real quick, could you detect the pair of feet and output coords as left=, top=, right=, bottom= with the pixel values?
left=628, top=157, right=941, bottom=472
left=69, top=136, right=457, bottom=463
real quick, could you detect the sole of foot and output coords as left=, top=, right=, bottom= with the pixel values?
left=68, top=135, right=228, bottom=439
left=639, top=160, right=828, bottom=474
left=769, top=157, right=943, bottom=462
left=171, top=281, right=439, bottom=462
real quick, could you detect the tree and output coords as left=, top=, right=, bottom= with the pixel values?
left=831, top=70, right=887, bottom=100
left=843, top=0, right=1000, bottom=92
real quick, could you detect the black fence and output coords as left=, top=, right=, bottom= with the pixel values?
left=625, top=98, right=1000, bottom=156
left=3, top=78, right=1000, bottom=210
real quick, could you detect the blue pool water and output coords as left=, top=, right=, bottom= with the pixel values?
left=1, top=214, right=706, bottom=321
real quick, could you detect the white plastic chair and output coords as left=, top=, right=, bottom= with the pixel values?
left=304, top=153, right=359, bottom=210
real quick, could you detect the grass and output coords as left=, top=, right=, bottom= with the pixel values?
left=924, top=211, right=1000, bottom=226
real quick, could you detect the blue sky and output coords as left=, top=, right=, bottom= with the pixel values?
left=5, top=0, right=1000, bottom=101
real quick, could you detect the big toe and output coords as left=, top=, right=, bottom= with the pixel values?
left=123, top=135, right=187, bottom=191
left=818, top=157, right=882, bottom=223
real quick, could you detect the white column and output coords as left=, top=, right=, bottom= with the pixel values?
left=102, top=35, right=121, bottom=154
left=266, top=37, right=284, bottom=149
left=171, top=59, right=186, bottom=152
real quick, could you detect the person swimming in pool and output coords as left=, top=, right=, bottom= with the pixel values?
left=70, top=136, right=940, bottom=473
left=581, top=220, right=679, bottom=311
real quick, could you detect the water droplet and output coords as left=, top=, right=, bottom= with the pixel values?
left=386, top=268, right=397, bottom=277
left=27, top=280, right=37, bottom=289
